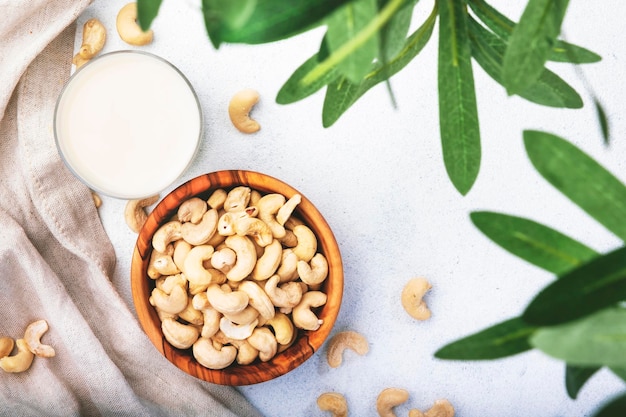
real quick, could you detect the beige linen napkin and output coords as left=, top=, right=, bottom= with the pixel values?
left=0, top=1, right=263, bottom=416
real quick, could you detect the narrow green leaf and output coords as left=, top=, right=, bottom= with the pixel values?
left=565, top=365, right=601, bottom=399
left=321, top=4, right=437, bottom=126
left=502, top=0, right=570, bottom=95
left=468, top=17, right=582, bottom=109
left=523, top=246, right=626, bottom=326
left=326, top=0, right=380, bottom=83
left=595, top=99, right=610, bottom=145
left=531, top=308, right=626, bottom=368
left=378, top=0, right=418, bottom=61
left=468, top=0, right=601, bottom=64
left=435, top=317, right=536, bottom=360
left=276, top=37, right=337, bottom=105
left=470, top=211, right=598, bottom=275
left=593, top=394, right=626, bottom=417
left=524, top=130, right=626, bottom=241
left=438, top=0, right=481, bottom=195
left=205, top=0, right=350, bottom=47
left=136, top=0, right=163, bottom=31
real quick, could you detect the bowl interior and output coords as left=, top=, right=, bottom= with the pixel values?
left=131, top=170, right=343, bottom=385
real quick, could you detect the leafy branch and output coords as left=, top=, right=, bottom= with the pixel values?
left=435, top=130, right=626, bottom=416
left=136, top=0, right=601, bottom=196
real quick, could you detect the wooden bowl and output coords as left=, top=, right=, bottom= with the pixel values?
left=131, top=170, right=343, bottom=385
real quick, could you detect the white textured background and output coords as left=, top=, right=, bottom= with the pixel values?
left=80, top=0, right=626, bottom=416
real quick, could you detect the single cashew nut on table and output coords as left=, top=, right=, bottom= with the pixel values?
left=0, top=339, right=35, bottom=373
left=229, top=89, right=261, bottom=133
left=24, top=319, right=56, bottom=358
left=409, top=399, right=455, bottom=417
left=116, top=2, right=154, bottom=46
left=125, top=194, right=159, bottom=233
left=317, top=392, right=348, bottom=417
left=376, top=388, right=410, bottom=417
left=73, top=18, right=106, bottom=68
left=0, top=337, right=14, bottom=358
left=401, top=277, right=432, bottom=321
left=326, top=330, right=368, bottom=368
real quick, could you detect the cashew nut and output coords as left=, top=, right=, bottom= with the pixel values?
left=276, top=194, right=301, bottom=226
left=156, top=274, right=187, bottom=295
left=224, top=186, right=251, bottom=212
left=172, top=240, right=192, bottom=273
left=276, top=249, right=299, bottom=282
left=152, top=221, right=182, bottom=253
left=181, top=209, right=218, bottom=246
left=257, top=194, right=286, bottom=238
left=251, top=239, right=282, bottom=280
left=178, top=297, right=204, bottom=325
left=200, top=306, right=221, bottom=339
left=223, top=305, right=259, bottom=325
left=292, top=224, right=317, bottom=262
left=149, top=285, right=188, bottom=315
left=0, top=337, right=14, bottom=358
left=228, top=89, right=261, bottom=134
left=401, top=278, right=432, bottom=321
left=234, top=217, right=273, bottom=247
left=210, top=247, right=237, bottom=272
left=247, top=327, right=277, bottom=362
left=92, top=191, right=102, bottom=208
left=224, top=235, right=257, bottom=281
left=409, top=399, right=455, bottom=417
left=297, top=253, right=328, bottom=286
left=183, top=244, right=215, bottom=287
left=162, top=318, right=200, bottom=349
left=207, top=189, right=227, bottom=210
left=232, top=339, right=259, bottom=365
left=116, top=2, right=154, bottom=46
left=193, top=337, right=237, bottom=370
left=24, top=320, right=55, bottom=358
left=292, top=291, right=327, bottom=331
left=0, top=339, right=34, bottom=373
left=219, top=317, right=258, bottom=340
left=317, top=392, right=348, bottom=417
left=151, top=253, right=180, bottom=276
left=205, top=283, right=249, bottom=315
left=178, top=197, right=208, bottom=224
left=265, top=275, right=302, bottom=310
left=326, top=331, right=368, bottom=368
left=376, top=388, right=410, bottom=417
left=125, top=194, right=159, bottom=233
left=238, top=280, right=275, bottom=320
left=266, top=312, right=295, bottom=345
left=73, top=18, right=106, bottom=68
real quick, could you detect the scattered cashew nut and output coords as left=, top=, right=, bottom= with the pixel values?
left=401, top=277, right=432, bottom=321
left=0, top=337, right=14, bottom=358
left=125, top=194, right=159, bottom=233
left=116, top=2, right=154, bottom=46
left=0, top=339, right=34, bottom=373
left=73, top=18, right=106, bottom=68
left=409, top=399, right=455, bottom=417
left=326, top=330, right=368, bottom=368
left=228, top=89, right=261, bottom=133
left=376, top=388, right=410, bottom=417
left=24, top=319, right=55, bottom=358
left=317, top=392, right=348, bottom=417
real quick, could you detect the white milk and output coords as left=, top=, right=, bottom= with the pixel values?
left=55, top=51, right=202, bottom=199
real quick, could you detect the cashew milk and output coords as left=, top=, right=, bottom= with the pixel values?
left=55, top=51, right=202, bottom=199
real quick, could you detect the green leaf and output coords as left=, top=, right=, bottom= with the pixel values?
left=565, top=364, right=601, bottom=399
left=610, top=367, right=626, bottom=383
left=467, top=17, right=583, bottom=109
left=531, top=307, right=626, bottom=368
left=593, top=394, right=626, bottom=417
left=378, top=0, right=417, bottom=61
left=326, top=0, right=380, bottom=83
left=320, top=3, right=437, bottom=126
left=502, top=0, right=570, bottom=95
left=524, top=130, right=626, bottom=241
left=523, top=246, right=626, bottom=326
left=596, top=99, right=610, bottom=145
left=470, top=211, right=598, bottom=275
left=276, top=37, right=337, bottom=104
left=468, top=0, right=601, bottom=64
left=204, top=0, right=350, bottom=47
left=136, top=0, right=163, bottom=31
left=438, top=0, right=481, bottom=195
left=435, top=317, right=536, bottom=360
left=202, top=0, right=257, bottom=40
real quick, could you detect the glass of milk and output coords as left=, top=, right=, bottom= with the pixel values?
left=54, top=51, right=202, bottom=199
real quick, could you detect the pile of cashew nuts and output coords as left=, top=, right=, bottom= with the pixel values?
left=147, top=186, right=330, bottom=369
left=0, top=320, right=55, bottom=373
